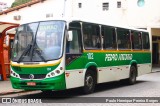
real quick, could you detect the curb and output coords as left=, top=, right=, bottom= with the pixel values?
left=152, top=70, right=160, bottom=73
left=0, top=90, right=30, bottom=96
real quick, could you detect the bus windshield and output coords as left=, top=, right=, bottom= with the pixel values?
left=11, top=21, right=65, bottom=62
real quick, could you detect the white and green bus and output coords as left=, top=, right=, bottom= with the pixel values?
left=10, top=19, right=151, bottom=94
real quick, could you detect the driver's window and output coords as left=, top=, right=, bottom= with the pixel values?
left=66, top=30, right=81, bottom=53
left=66, top=22, right=82, bottom=54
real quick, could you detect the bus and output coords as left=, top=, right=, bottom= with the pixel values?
left=10, top=19, right=151, bottom=94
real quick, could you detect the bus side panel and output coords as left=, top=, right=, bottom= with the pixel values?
left=97, top=65, right=130, bottom=83
left=98, top=67, right=118, bottom=83
left=117, top=65, right=130, bottom=80
left=65, top=69, right=84, bottom=89
left=138, top=63, right=152, bottom=76
left=65, top=54, right=86, bottom=89
left=134, top=51, right=152, bottom=76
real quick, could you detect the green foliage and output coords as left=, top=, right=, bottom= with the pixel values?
left=11, top=0, right=32, bottom=7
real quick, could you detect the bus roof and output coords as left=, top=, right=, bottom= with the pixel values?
left=20, top=18, right=148, bottom=33
left=69, top=19, right=148, bottom=33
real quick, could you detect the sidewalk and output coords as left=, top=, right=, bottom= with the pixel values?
left=152, top=66, right=160, bottom=72
left=0, top=67, right=160, bottom=96
left=0, top=79, right=25, bottom=96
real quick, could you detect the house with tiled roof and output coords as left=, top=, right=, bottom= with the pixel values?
left=0, top=0, right=67, bottom=24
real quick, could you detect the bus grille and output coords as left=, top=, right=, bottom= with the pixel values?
left=19, top=74, right=46, bottom=79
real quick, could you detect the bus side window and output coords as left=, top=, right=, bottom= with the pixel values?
left=142, top=32, right=150, bottom=50
left=66, top=30, right=81, bottom=54
left=67, top=22, right=82, bottom=54
left=132, top=31, right=142, bottom=50
left=101, top=26, right=116, bottom=50
left=117, top=28, right=131, bottom=49
left=83, top=23, right=101, bottom=49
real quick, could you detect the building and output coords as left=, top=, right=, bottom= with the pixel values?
left=0, top=2, right=8, bottom=12
left=0, top=0, right=160, bottom=66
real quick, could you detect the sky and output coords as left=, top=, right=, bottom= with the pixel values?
left=0, top=0, right=15, bottom=7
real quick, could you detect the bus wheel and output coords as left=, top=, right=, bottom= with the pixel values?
left=83, top=71, right=96, bottom=94
left=127, top=66, right=137, bottom=85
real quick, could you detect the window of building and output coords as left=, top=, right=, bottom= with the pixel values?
left=117, top=1, right=121, bottom=8
left=131, top=31, right=142, bottom=49
left=78, top=3, right=82, bottom=8
left=101, top=26, right=117, bottom=49
left=117, top=28, right=131, bottom=49
left=83, top=23, right=101, bottom=49
left=142, top=32, right=150, bottom=49
left=102, top=2, right=109, bottom=11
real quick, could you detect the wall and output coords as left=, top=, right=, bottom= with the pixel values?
left=0, top=0, right=160, bottom=28
left=72, top=0, right=160, bottom=28
left=0, top=0, right=66, bottom=24
left=151, top=28, right=160, bottom=36
left=72, top=0, right=128, bottom=26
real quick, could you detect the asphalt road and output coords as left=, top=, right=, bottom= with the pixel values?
left=1, top=71, right=160, bottom=105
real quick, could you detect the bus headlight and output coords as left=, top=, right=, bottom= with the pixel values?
left=46, top=68, right=63, bottom=78
left=10, top=69, right=20, bottom=78
left=51, top=72, right=55, bottom=76
left=55, top=70, right=60, bottom=74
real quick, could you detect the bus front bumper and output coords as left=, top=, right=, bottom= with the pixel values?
left=10, top=74, right=66, bottom=91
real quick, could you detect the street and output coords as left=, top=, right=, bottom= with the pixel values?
left=1, top=71, right=160, bottom=102
left=1, top=71, right=160, bottom=106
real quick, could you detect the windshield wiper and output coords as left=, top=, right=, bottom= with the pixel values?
left=17, top=44, right=32, bottom=63
left=35, top=48, right=47, bottom=62
left=29, top=37, right=47, bottom=62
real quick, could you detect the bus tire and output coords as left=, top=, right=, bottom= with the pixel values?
left=83, top=70, right=96, bottom=94
left=127, top=65, right=137, bottom=85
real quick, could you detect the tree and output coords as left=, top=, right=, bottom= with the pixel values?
left=11, top=0, right=32, bottom=7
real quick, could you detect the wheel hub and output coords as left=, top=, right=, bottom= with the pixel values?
left=86, top=76, right=93, bottom=89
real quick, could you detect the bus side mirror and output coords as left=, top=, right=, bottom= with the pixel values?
left=67, top=31, right=73, bottom=41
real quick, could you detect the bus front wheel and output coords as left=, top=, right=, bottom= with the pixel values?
left=83, top=71, right=96, bottom=94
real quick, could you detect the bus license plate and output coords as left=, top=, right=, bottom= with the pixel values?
left=27, top=82, right=36, bottom=86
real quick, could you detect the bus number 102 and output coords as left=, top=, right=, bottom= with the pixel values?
left=87, top=53, right=94, bottom=60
